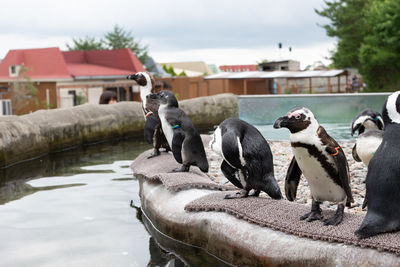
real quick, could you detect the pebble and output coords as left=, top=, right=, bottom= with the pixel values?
left=205, top=140, right=367, bottom=215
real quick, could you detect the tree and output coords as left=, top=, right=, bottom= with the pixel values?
left=163, top=65, right=178, bottom=76
left=315, top=0, right=370, bottom=69
left=66, top=36, right=104, bottom=50
left=359, top=0, right=400, bottom=91
left=66, top=25, right=150, bottom=64
left=11, top=66, right=39, bottom=114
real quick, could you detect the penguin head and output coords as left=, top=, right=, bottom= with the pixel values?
left=148, top=90, right=178, bottom=108
left=351, top=109, right=384, bottom=136
left=382, top=91, right=400, bottom=126
left=273, top=107, right=318, bottom=133
left=126, top=71, right=155, bottom=89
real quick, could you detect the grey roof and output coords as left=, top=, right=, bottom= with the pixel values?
left=144, top=57, right=172, bottom=78
left=205, top=70, right=346, bottom=80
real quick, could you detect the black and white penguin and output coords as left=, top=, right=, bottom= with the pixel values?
left=274, top=107, right=354, bottom=226
left=209, top=118, right=282, bottom=199
left=355, top=91, right=400, bottom=239
left=351, top=109, right=384, bottom=166
left=127, top=72, right=170, bottom=158
left=149, top=90, right=208, bottom=173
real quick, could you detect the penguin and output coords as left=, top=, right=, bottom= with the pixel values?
left=351, top=109, right=384, bottom=166
left=355, top=91, right=400, bottom=239
left=149, top=90, right=208, bottom=173
left=274, top=107, right=354, bottom=226
left=210, top=118, right=282, bottom=199
left=127, top=72, right=170, bottom=158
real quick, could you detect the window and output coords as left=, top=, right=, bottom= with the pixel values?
left=9, top=65, right=21, bottom=77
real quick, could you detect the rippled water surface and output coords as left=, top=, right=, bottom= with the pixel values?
left=0, top=139, right=165, bottom=267
left=0, top=138, right=231, bottom=267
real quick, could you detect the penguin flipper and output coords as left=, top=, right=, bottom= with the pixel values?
left=352, top=143, right=361, bottom=162
left=171, top=129, right=185, bottom=164
left=221, top=160, right=243, bottom=189
left=285, top=157, right=302, bottom=201
left=144, top=115, right=159, bottom=144
left=221, top=132, right=243, bottom=169
left=332, top=146, right=354, bottom=206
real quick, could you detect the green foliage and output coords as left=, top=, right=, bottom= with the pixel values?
left=66, top=25, right=150, bottom=64
left=75, top=93, right=87, bottom=106
left=10, top=66, right=40, bottom=113
left=359, top=0, right=400, bottom=91
left=103, top=25, right=149, bottom=64
left=315, top=0, right=370, bottom=69
left=257, top=59, right=269, bottom=64
left=163, top=64, right=178, bottom=76
left=66, top=36, right=104, bottom=50
left=178, top=71, right=187, bottom=77
left=316, top=0, right=400, bottom=91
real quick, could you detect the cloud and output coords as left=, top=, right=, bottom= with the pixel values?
left=153, top=41, right=335, bottom=69
left=0, top=0, right=333, bottom=66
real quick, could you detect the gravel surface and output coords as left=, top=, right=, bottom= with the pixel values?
left=206, top=139, right=367, bottom=215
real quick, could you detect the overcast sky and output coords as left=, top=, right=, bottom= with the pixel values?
left=0, top=0, right=335, bottom=69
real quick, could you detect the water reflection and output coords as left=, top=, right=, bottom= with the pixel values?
left=0, top=138, right=150, bottom=205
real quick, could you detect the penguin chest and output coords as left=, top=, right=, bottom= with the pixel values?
left=210, top=127, right=223, bottom=156
left=292, top=147, right=346, bottom=203
left=158, top=109, right=174, bottom=147
left=356, top=136, right=382, bottom=166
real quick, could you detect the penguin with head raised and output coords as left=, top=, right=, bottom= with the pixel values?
left=149, top=90, right=208, bottom=173
left=274, top=107, right=353, bottom=225
left=210, top=118, right=282, bottom=199
left=127, top=72, right=170, bottom=158
left=351, top=108, right=384, bottom=166
left=355, top=91, right=400, bottom=239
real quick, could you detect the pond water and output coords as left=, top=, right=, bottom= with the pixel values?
left=0, top=138, right=230, bottom=267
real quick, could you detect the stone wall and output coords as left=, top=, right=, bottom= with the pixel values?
left=0, top=93, right=237, bottom=167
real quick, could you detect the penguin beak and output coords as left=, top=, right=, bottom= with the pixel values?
left=351, top=123, right=361, bottom=136
left=273, top=116, right=289, bottom=129
left=127, top=74, right=138, bottom=80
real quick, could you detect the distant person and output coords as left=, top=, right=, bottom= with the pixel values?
left=99, top=90, right=117, bottom=104
left=352, top=76, right=360, bottom=92
left=346, top=79, right=352, bottom=93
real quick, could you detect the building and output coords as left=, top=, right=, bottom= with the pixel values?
left=258, top=60, right=300, bottom=71
left=0, top=47, right=145, bottom=114
left=219, top=64, right=258, bottom=72
left=205, top=70, right=349, bottom=95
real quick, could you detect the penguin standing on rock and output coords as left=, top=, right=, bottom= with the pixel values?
left=351, top=109, right=384, bottom=166
left=127, top=72, right=170, bottom=158
left=210, top=118, right=282, bottom=199
left=274, top=107, right=353, bottom=226
left=355, top=91, right=400, bottom=239
left=149, top=90, right=208, bottom=173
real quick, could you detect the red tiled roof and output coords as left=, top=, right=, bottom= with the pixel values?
left=67, top=63, right=135, bottom=77
left=63, top=49, right=145, bottom=75
left=0, top=47, right=71, bottom=80
left=0, top=47, right=145, bottom=80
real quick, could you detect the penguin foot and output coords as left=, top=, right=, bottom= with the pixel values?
left=300, top=211, right=323, bottom=222
left=224, top=190, right=249, bottom=199
left=301, top=200, right=322, bottom=222
left=323, top=203, right=344, bottom=226
left=249, top=189, right=261, bottom=197
left=170, top=165, right=190, bottom=172
left=323, top=214, right=343, bottom=226
left=147, top=150, right=160, bottom=159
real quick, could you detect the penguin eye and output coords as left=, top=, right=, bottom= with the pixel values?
left=295, top=114, right=301, bottom=120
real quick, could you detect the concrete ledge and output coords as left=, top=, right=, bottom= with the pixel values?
left=138, top=177, right=400, bottom=266
left=0, top=93, right=237, bottom=168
